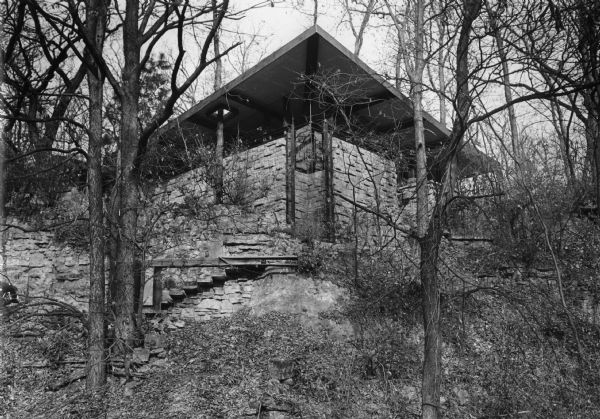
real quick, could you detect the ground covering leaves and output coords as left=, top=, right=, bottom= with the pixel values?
left=0, top=310, right=420, bottom=419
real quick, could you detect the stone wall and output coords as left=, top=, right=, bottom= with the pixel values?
left=149, top=126, right=411, bottom=250
left=156, top=137, right=287, bottom=219
left=3, top=218, right=91, bottom=311
left=332, top=138, right=406, bottom=245
left=155, top=271, right=348, bottom=324
left=146, top=138, right=291, bottom=260
left=2, top=130, right=411, bottom=312
left=295, top=171, right=325, bottom=230
left=167, top=275, right=256, bottom=321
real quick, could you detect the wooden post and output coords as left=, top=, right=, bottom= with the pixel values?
left=285, top=118, right=296, bottom=227
left=215, top=108, right=224, bottom=204
left=322, top=119, right=335, bottom=242
left=153, top=267, right=163, bottom=312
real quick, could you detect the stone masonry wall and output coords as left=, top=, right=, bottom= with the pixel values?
left=157, top=137, right=287, bottom=220
left=3, top=218, right=91, bottom=311
left=332, top=138, right=406, bottom=244
left=146, top=138, right=290, bottom=260
left=295, top=171, right=325, bottom=229
left=3, top=133, right=408, bottom=313
left=164, top=274, right=256, bottom=321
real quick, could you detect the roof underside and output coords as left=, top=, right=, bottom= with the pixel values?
left=168, top=26, right=449, bottom=149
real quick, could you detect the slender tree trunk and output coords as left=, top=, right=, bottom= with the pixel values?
left=0, top=13, right=7, bottom=284
left=549, top=98, right=576, bottom=185
left=589, top=108, right=600, bottom=214
left=114, top=0, right=141, bottom=356
left=409, top=1, right=440, bottom=415
left=212, top=0, right=222, bottom=91
left=86, top=0, right=107, bottom=389
left=419, top=210, right=442, bottom=419
left=419, top=2, right=481, bottom=418
left=395, top=34, right=402, bottom=90
left=212, top=0, right=224, bottom=203
left=486, top=1, right=520, bottom=160
left=437, top=47, right=447, bottom=127
left=400, top=0, right=440, bottom=416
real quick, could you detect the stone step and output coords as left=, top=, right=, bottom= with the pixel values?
left=197, top=275, right=213, bottom=285
left=168, top=288, right=186, bottom=300
left=182, top=283, right=199, bottom=294
left=211, top=274, right=228, bottom=282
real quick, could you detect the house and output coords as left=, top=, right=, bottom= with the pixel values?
left=152, top=26, right=450, bottom=243
left=135, top=26, right=459, bottom=317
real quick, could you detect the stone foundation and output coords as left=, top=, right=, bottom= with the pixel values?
left=158, top=271, right=349, bottom=324
left=167, top=277, right=256, bottom=321
left=2, top=219, right=90, bottom=311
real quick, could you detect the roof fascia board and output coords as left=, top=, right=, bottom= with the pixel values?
left=172, top=27, right=322, bottom=129
left=311, top=26, right=450, bottom=138
left=158, top=25, right=449, bottom=139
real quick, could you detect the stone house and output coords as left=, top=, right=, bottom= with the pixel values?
left=2, top=27, right=459, bottom=320
left=153, top=26, right=450, bottom=243
left=136, top=26, right=453, bottom=318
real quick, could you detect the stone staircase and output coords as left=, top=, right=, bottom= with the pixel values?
left=145, top=257, right=297, bottom=322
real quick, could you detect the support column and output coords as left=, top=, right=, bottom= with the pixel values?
left=322, top=119, right=335, bottom=242
left=215, top=109, right=224, bottom=204
left=285, top=118, right=296, bottom=227
left=152, top=267, right=163, bottom=312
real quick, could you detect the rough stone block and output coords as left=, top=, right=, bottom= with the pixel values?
left=229, top=295, right=244, bottom=304
left=220, top=300, right=234, bottom=313
left=180, top=308, right=197, bottom=320
left=198, top=298, right=220, bottom=311
left=223, top=283, right=241, bottom=294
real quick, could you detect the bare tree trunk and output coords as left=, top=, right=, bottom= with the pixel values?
left=486, top=1, right=520, bottom=159
left=212, top=0, right=222, bottom=90
left=342, top=0, right=377, bottom=56
left=212, top=0, right=224, bottom=204
left=419, top=2, right=482, bottom=418
left=576, top=2, right=600, bottom=213
left=437, top=47, right=447, bottom=127
left=395, top=46, right=402, bottom=89
left=549, top=98, right=576, bottom=185
left=114, top=0, right=142, bottom=356
left=589, top=107, right=600, bottom=213
left=85, top=0, right=107, bottom=389
left=419, top=209, right=442, bottom=419
left=434, top=3, right=449, bottom=128
left=408, top=2, right=440, bottom=415
left=0, top=14, right=7, bottom=280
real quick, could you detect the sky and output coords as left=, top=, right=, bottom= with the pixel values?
left=183, top=0, right=394, bottom=103
left=160, top=0, right=563, bottom=149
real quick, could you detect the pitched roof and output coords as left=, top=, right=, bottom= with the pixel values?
left=165, top=25, right=449, bottom=147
